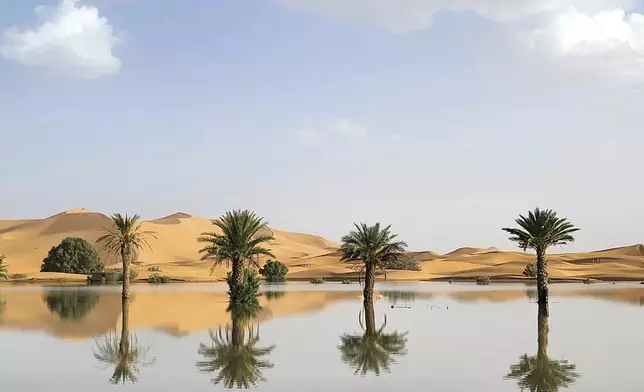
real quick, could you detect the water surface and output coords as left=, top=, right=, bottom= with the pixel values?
left=0, top=282, right=642, bottom=391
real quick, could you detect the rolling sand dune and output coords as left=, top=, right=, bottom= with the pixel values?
left=1, top=209, right=644, bottom=281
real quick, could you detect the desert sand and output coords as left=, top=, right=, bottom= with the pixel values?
left=2, top=209, right=644, bottom=282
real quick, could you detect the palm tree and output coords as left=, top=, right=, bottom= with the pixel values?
left=197, top=303, right=275, bottom=388
left=338, top=299, right=408, bottom=376
left=198, top=210, right=274, bottom=294
left=502, top=208, right=579, bottom=309
left=340, top=223, right=407, bottom=303
left=505, top=304, right=579, bottom=391
left=0, top=255, right=7, bottom=280
left=93, top=298, right=154, bottom=384
left=96, top=214, right=156, bottom=301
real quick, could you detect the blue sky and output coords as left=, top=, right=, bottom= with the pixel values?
left=2, top=0, right=644, bottom=252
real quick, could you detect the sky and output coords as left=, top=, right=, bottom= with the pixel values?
left=1, top=0, right=644, bottom=253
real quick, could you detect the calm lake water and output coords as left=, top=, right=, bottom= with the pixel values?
left=1, top=282, right=643, bottom=391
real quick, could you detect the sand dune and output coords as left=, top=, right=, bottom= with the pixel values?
left=1, top=209, right=644, bottom=281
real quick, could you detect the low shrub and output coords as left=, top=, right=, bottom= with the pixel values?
left=259, top=260, right=289, bottom=282
left=310, top=277, right=325, bottom=284
left=382, top=255, right=421, bottom=271
left=147, top=273, right=170, bottom=284
left=342, top=279, right=352, bottom=284
left=476, top=276, right=490, bottom=285
left=523, top=263, right=537, bottom=278
left=147, top=266, right=161, bottom=272
left=228, top=269, right=260, bottom=306
left=583, top=278, right=594, bottom=284
left=104, top=269, right=138, bottom=283
left=10, top=273, right=28, bottom=280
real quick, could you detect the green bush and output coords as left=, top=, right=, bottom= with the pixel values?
left=310, top=277, right=325, bottom=284
left=381, top=254, right=421, bottom=271
left=40, top=237, right=104, bottom=274
left=10, top=273, right=28, bottom=280
left=103, top=269, right=138, bottom=283
left=44, top=288, right=100, bottom=322
left=583, top=278, right=594, bottom=284
left=342, top=279, right=352, bottom=284
left=476, top=276, right=490, bottom=285
left=259, top=260, right=289, bottom=282
left=227, top=269, right=260, bottom=306
left=147, top=266, right=161, bottom=272
left=523, top=263, right=537, bottom=278
left=147, top=273, right=170, bottom=284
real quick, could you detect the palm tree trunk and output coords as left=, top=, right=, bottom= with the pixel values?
left=231, top=310, right=243, bottom=348
left=363, top=298, right=376, bottom=336
left=119, top=297, right=130, bottom=355
left=536, top=248, right=548, bottom=310
left=231, top=258, right=244, bottom=292
left=121, top=247, right=131, bottom=301
left=537, top=303, right=548, bottom=364
left=363, top=263, right=375, bottom=304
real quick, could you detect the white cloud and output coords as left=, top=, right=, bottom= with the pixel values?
left=276, top=0, right=634, bottom=34
left=529, top=7, right=644, bottom=82
left=1, top=0, right=121, bottom=78
left=294, top=118, right=368, bottom=146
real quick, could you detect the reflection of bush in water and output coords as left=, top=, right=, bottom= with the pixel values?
left=264, top=291, right=286, bottom=301
left=381, top=291, right=416, bottom=304
left=525, top=289, right=538, bottom=301
left=44, top=289, right=100, bottom=322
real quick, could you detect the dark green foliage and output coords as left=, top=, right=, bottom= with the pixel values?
left=502, top=208, right=580, bottom=252
left=583, top=278, right=594, bottom=284
left=258, top=260, right=288, bottom=282
left=44, top=288, right=100, bottom=322
left=147, top=266, right=161, bottom=272
left=310, top=277, right=325, bottom=284
left=523, top=263, right=537, bottom=278
left=147, top=274, right=170, bottom=284
left=342, top=279, right=352, bottom=284
left=476, top=276, right=490, bottom=285
left=227, top=269, right=260, bottom=306
left=381, top=254, right=420, bottom=271
left=40, top=237, right=104, bottom=274
left=10, top=273, right=28, bottom=280
left=104, top=269, right=138, bottom=283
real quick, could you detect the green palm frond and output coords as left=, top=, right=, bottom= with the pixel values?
left=340, top=222, right=407, bottom=283
left=338, top=308, right=408, bottom=376
left=197, top=305, right=274, bottom=389
left=93, top=332, right=155, bottom=384
left=198, top=210, right=274, bottom=276
left=96, top=213, right=157, bottom=259
left=502, top=208, right=579, bottom=252
left=0, top=255, right=7, bottom=280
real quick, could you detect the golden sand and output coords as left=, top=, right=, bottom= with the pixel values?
left=1, top=209, right=644, bottom=282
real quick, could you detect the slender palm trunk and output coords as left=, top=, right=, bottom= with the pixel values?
left=363, top=263, right=375, bottom=304
left=363, top=298, right=376, bottom=336
left=537, top=303, right=549, bottom=365
left=536, top=249, right=548, bottom=311
left=121, top=247, right=131, bottom=301
left=231, top=258, right=244, bottom=292
left=119, top=297, right=130, bottom=355
left=231, top=311, right=243, bottom=348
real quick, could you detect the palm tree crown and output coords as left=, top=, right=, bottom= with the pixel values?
left=94, top=332, right=154, bottom=384
left=502, top=208, right=579, bottom=253
left=198, top=210, right=274, bottom=276
left=0, top=255, right=7, bottom=280
left=340, top=222, right=407, bottom=282
left=96, top=214, right=157, bottom=259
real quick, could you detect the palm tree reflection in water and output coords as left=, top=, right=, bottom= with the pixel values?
left=197, top=303, right=275, bottom=389
left=339, top=299, right=408, bottom=376
left=93, top=298, right=154, bottom=384
left=506, top=305, right=579, bottom=391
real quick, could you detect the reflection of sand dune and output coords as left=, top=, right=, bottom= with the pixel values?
left=0, top=288, right=360, bottom=340
left=2, top=209, right=644, bottom=281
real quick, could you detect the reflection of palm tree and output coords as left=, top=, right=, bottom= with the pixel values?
left=506, top=305, right=579, bottom=391
left=197, top=303, right=275, bottom=389
left=93, top=298, right=154, bottom=384
left=339, top=300, right=407, bottom=376
left=0, top=292, right=5, bottom=325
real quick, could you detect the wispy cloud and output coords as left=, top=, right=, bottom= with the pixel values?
left=294, top=118, right=368, bottom=146
left=1, top=0, right=121, bottom=78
